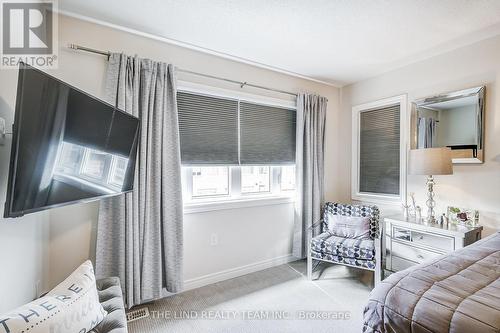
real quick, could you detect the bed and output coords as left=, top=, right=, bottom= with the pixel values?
left=363, top=231, right=500, bottom=333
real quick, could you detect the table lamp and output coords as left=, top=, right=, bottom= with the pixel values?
left=408, top=147, right=453, bottom=223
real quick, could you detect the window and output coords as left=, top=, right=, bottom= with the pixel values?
left=57, top=142, right=84, bottom=174
left=352, top=95, right=407, bottom=204
left=182, top=165, right=295, bottom=202
left=192, top=166, right=229, bottom=197
left=241, top=166, right=270, bottom=194
left=177, top=87, right=297, bottom=205
left=54, top=141, right=130, bottom=191
left=280, top=165, right=296, bottom=191
left=81, top=149, right=110, bottom=180
left=109, top=157, right=129, bottom=187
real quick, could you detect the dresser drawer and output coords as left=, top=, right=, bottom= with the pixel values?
left=392, top=226, right=454, bottom=252
left=392, top=241, right=443, bottom=264
left=391, top=256, right=416, bottom=271
left=411, top=230, right=454, bottom=252
left=393, top=228, right=411, bottom=242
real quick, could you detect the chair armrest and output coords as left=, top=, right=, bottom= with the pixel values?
left=307, top=219, right=323, bottom=231
left=306, top=219, right=323, bottom=257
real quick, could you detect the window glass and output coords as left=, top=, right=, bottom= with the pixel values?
left=109, top=157, right=129, bottom=187
left=56, top=142, right=84, bottom=175
left=192, top=166, right=229, bottom=197
left=241, top=166, right=270, bottom=194
left=81, top=149, right=110, bottom=180
left=280, top=166, right=296, bottom=191
left=359, top=105, right=400, bottom=195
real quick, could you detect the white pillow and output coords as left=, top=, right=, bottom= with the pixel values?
left=327, top=214, right=371, bottom=239
left=0, top=260, right=107, bottom=333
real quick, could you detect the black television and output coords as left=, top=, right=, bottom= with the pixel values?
left=4, top=63, right=140, bottom=218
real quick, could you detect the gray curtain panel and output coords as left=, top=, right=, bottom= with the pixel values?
left=417, top=117, right=437, bottom=148
left=293, top=94, right=327, bottom=258
left=96, top=53, right=183, bottom=308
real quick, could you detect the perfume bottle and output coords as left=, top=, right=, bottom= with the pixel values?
left=416, top=206, right=422, bottom=220
left=444, top=214, right=449, bottom=228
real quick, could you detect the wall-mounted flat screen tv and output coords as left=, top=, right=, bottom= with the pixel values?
left=4, top=63, right=140, bottom=218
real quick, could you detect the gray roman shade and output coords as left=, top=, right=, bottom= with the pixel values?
left=359, top=104, right=400, bottom=195
left=177, top=92, right=239, bottom=164
left=240, top=102, right=296, bottom=165
left=177, top=91, right=297, bottom=165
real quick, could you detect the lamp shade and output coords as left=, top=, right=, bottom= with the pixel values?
left=409, top=148, right=453, bottom=175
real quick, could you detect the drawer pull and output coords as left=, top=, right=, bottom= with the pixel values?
left=417, top=254, right=424, bottom=259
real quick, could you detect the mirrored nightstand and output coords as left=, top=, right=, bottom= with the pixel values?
left=383, top=215, right=482, bottom=275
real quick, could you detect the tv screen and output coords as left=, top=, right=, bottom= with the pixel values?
left=4, top=63, right=140, bottom=218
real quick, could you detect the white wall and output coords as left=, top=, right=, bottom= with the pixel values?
left=341, top=34, right=500, bottom=235
left=183, top=202, right=294, bottom=289
left=27, top=15, right=340, bottom=291
left=0, top=70, right=50, bottom=313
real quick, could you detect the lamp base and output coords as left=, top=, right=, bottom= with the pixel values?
left=425, top=175, right=436, bottom=222
left=424, top=215, right=437, bottom=224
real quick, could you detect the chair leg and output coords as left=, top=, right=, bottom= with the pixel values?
left=307, top=253, right=313, bottom=280
left=374, top=263, right=381, bottom=286
left=374, top=237, right=382, bottom=286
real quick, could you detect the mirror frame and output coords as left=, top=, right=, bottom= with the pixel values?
left=411, top=86, right=485, bottom=164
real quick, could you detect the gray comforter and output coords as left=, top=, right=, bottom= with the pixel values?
left=363, top=232, right=500, bottom=333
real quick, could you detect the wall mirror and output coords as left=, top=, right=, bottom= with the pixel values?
left=411, top=86, right=485, bottom=163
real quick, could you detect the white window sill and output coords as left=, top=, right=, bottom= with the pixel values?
left=183, top=195, right=295, bottom=214
left=352, top=192, right=403, bottom=207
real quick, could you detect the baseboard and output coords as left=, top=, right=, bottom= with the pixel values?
left=183, top=254, right=296, bottom=291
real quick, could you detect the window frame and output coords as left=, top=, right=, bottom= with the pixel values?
left=182, top=166, right=296, bottom=213
left=351, top=95, right=408, bottom=206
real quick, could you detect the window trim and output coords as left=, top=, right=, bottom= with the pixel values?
left=351, top=95, right=408, bottom=206
left=183, top=195, right=295, bottom=214
left=177, top=80, right=296, bottom=110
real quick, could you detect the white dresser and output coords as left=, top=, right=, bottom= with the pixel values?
left=384, top=215, right=482, bottom=274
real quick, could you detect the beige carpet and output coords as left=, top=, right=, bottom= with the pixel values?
left=128, top=260, right=373, bottom=333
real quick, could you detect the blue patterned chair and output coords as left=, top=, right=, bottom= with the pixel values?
left=307, top=202, right=382, bottom=284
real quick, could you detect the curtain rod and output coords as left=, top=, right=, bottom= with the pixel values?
left=68, top=43, right=298, bottom=97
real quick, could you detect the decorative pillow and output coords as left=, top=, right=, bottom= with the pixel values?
left=0, top=260, right=107, bottom=333
left=326, top=214, right=371, bottom=239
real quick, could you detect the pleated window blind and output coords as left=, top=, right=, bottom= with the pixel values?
left=177, top=91, right=296, bottom=165
left=177, top=92, right=239, bottom=165
left=359, top=104, right=400, bottom=195
left=240, top=102, right=296, bottom=165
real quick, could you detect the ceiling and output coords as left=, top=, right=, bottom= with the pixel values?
left=59, top=0, right=500, bottom=86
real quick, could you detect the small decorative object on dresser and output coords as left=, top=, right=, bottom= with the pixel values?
left=447, top=206, right=480, bottom=227
left=384, top=215, right=482, bottom=275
